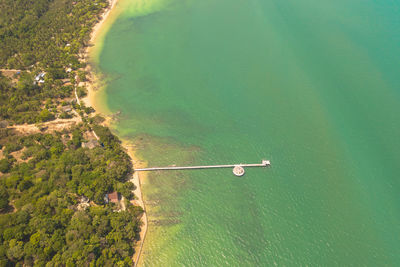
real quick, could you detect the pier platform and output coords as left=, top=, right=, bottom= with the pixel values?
left=134, top=160, right=270, bottom=176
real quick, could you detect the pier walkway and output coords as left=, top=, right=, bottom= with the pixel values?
left=134, top=160, right=271, bottom=176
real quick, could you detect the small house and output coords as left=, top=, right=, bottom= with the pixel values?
left=61, top=106, right=72, bottom=113
left=81, top=139, right=99, bottom=149
left=104, top=192, right=120, bottom=204
left=35, top=72, right=46, bottom=84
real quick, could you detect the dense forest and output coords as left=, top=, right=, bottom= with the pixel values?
left=0, top=71, right=75, bottom=124
left=0, top=0, right=144, bottom=265
left=0, top=125, right=142, bottom=265
left=0, top=0, right=107, bottom=124
left=0, top=0, right=108, bottom=68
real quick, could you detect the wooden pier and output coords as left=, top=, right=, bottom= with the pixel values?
left=134, top=160, right=270, bottom=176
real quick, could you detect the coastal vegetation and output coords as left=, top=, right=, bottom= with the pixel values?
left=0, top=0, right=107, bottom=124
left=0, top=0, right=108, bottom=69
left=0, top=125, right=142, bottom=265
left=0, top=0, right=143, bottom=265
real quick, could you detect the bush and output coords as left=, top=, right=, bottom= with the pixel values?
left=84, top=106, right=95, bottom=115
left=0, top=187, right=9, bottom=210
left=18, top=180, right=33, bottom=191
left=0, top=159, right=11, bottom=173
left=76, top=87, right=87, bottom=98
left=37, top=109, right=55, bottom=123
left=59, top=112, right=72, bottom=119
left=4, top=143, right=22, bottom=154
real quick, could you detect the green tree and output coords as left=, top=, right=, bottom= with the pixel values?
left=6, top=239, right=25, bottom=261
left=16, top=73, right=37, bottom=96
left=71, top=129, right=83, bottom=148
left=18, top=180, right=33, bottom=191
left=37, top=109, right=54, bottom=122
left=0, top=187, right=9, bottom=211
left=0, top=159, right=11, bottom=173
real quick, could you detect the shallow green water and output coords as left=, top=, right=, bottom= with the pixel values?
left=97, top=0, right=400, bottom=265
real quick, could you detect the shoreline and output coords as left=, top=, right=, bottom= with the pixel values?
left=124, top=142, right=149, bottom=266
left=81, top=0, right=118, bottom=113
left=82, top=0, right=149, bottom=265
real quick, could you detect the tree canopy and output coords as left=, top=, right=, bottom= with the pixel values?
left=0, top=125, right=142, bottom=265
left=0, top=0, right=144, bottom=265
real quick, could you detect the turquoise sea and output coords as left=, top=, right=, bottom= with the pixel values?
left=95, top=0, right=400, bottom=265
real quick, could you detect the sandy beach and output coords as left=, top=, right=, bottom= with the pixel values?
left=81, top=0, right=149, bottom=265
left=123, top=142, right=149, bottom=266
left=81, top=0, right=119, bottom=113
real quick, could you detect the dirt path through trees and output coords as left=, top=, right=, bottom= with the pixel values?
left=7, top=117, right=82, bottom=135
